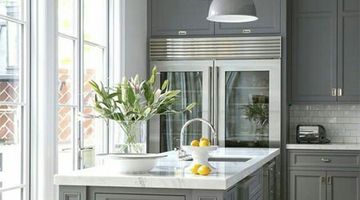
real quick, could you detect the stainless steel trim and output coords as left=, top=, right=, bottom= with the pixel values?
left=150, top=36, right=282, bottom=60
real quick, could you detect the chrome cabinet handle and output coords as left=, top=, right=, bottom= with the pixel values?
left=338, top=88, right=343, bottom=96
left=321, top=158, right=331, bottom=163
left=331, top=88, right=337, bottom=96
left=321, top=176, right=326, bottom=183
left=178, top=30, right=187, bottom=35
left=327, top=176, right=332, bottom=185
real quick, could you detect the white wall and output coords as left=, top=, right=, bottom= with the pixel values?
left=120, top=0, right=148, bottom=79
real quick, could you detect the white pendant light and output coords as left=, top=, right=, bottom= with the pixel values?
left=207, top=0, right=258, bottom=23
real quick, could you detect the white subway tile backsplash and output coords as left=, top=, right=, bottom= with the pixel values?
left=289, top=104, right=360, bottom=144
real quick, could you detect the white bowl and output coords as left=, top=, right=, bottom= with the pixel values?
left=182, top=146, right=218, bottom=170
left=102, top=154, right=167, bottom=173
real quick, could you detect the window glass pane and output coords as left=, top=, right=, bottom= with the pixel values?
left=0, top=0, right=22, bottom=20
left=0, top=188, right=21, bottom=200
left=81, top=106, right=105, bottom=169
left=83, top=44, right=104, bottom=106
left=58, top=37, right=74, bottom=105
left=0, top=105, right=21, bottom=188
left=57, top=106, right=74, bottom=173
left=0, top=19, right=21, bottom=103
left=82, top=106, right=105, bottom=151
left=58, top=0, right=76, bottom=36
left=84, top=0, right=106, bottom=45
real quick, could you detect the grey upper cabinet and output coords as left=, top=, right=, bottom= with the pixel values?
left=290, top=170, right=326, bottom=200
left=150, top=0, right=214, bottom=36
left=214, top=0, right=281, bottom=35
left=326, top=171, right=360, bottom=200
left=337, top=0, right=360, bottom=102
left=291, top=0, right=338, bottom=103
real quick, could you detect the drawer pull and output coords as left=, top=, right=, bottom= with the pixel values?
left=242, top=29, right=252, bottom=34
left=321, top=158, right=331, bottom=163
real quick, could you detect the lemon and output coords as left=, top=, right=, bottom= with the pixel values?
left=197, top=165, right=211, bottom=176
left=191, top=163, right=202, bottom=174
left=199, top=139, right=210, bottom=147
left=191, top=140, right=200, bottom=147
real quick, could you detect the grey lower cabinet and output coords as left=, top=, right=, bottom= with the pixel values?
left=58, top=169, right=266, bottom=200
left=288, top=150, right=360, bottom=200
left=290, top=0, right=360, bottom=103
left=214, top=0, right=281, bottom=35
left=290, top=170, right=327, bottom=200
left=150, top=0, right=214, bottom=36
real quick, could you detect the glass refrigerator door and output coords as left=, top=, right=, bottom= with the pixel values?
left=149, top=61, right=212, bottom=153
left=217, top=60, right=281, bottom=148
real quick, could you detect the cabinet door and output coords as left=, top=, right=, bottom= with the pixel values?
left=216, top=60, right=281, bottom=148
left=291, top=0, right=338, bottom=102
left=148, top=61, right=212, bottom=153
left=327, top=171, right=360, bottom=200
left=289, top=170, right=326, bottom=200
left=214, top=0, right=281, bottom=35
left=337, top=0, right=360, bottom=102
left=151, top=0, right=214, bottom=36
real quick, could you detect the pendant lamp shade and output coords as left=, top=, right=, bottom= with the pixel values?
left=207, top=0, right=258, bottom=23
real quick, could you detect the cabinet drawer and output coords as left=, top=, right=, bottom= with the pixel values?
left=289, top=151, right=360, bottom=168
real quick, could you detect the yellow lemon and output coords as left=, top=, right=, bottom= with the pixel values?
left=191, top=140, right=200, bottom=147
left=197, top=165, right=211, bottom=176
left=199, top=139, right=210, bottom=147
left=191, top=163, right=202, bottom=174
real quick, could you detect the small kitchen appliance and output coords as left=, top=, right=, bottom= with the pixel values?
left=296, top=125, right=330, bottom=144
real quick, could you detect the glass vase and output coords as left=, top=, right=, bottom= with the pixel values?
left=117, top=120, right=147, bottom=154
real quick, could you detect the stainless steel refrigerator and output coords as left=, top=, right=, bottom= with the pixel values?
left=148, top=36, right=282, bottom=153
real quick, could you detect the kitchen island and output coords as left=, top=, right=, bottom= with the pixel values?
left=54, top=148, right=279, bottom=200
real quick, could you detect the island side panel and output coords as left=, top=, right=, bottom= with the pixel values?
left=59, top=186, right=86, bottom=200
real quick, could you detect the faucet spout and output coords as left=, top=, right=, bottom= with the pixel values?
left=179, top=118, right=217, bottom=152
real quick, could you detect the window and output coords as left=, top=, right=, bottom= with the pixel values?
left=0, top=0, right=30, bottom=199
left=57, top=0, right=109, bottom=172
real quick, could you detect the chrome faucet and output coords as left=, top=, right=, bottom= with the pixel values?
left=177, top=118, right=217, bottom=158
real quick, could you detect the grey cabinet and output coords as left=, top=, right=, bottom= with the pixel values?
left=150, top=0, right=282, bottom=36
left=289, top=150, right=360, bottom=200
left=327, top=171, right=360, bottom=200
left=291, top=0, right=338, bottom=102
left=150, top=0, right=214, bottom=36
left=214, top=0, right=281, bottom=35
left=291, top=0, right=360, bottom=103
left=290, top=170, right=326, bottom=200
left=337, top=0, right=360, bottom=102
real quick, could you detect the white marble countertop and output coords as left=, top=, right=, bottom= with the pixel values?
left=287, top=143, right=360, bottom=150
left=54, top=148, right=279, bottom=190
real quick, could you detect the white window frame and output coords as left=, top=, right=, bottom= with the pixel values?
left=0, top=0, right=31, bottom=199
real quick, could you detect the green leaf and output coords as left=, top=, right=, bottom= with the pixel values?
left=161, top=80, right=169, bottom=91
